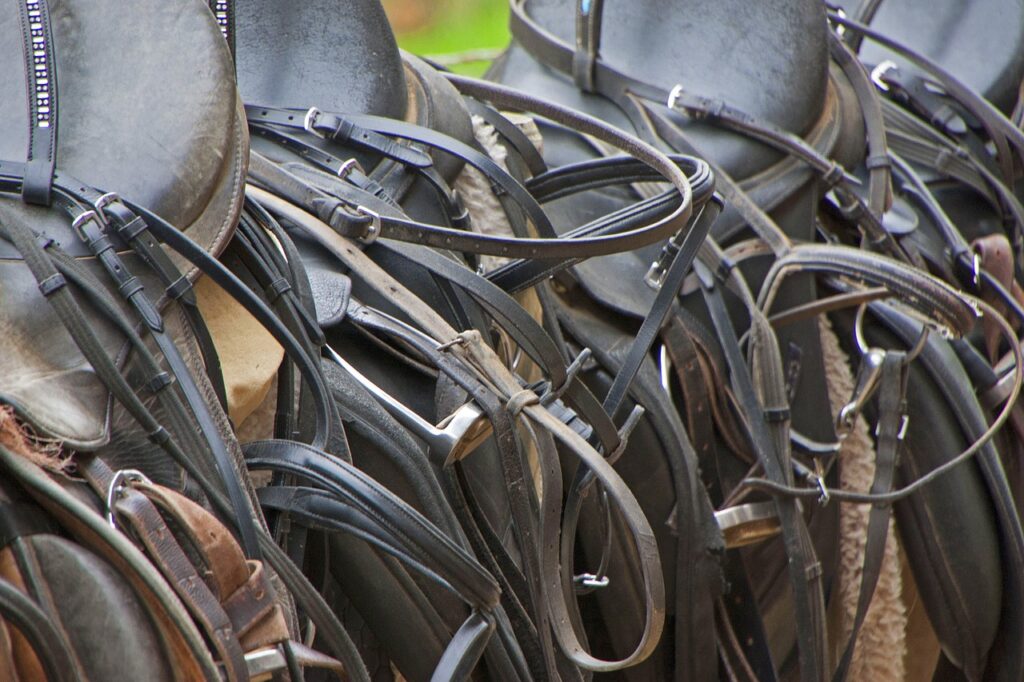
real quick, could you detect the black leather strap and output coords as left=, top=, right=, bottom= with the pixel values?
left=832, top=351, right=907, bottom=682
left=0, top=500, right=57, bottom=548
left=16, top=0, right=58, bottom=206
left=697, top=261, right=829, bottom=682
left=0, top=575, right=79, bottom=682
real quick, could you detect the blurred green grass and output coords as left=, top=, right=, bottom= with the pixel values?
left=385, top=0, right=510, bottom=75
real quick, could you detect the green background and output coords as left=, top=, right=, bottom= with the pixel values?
left=384, top=0, right=511, bottom=74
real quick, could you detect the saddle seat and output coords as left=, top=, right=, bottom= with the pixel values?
left=493, top=0, right=830, bottom=182
left=0, top=0, right=246, bottom=449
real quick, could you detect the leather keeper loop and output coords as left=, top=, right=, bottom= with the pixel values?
left=167, top=275, right=193, bottom=301
left=148, top=426, right=171, bottom=446
left=146, top=371, right=173, bottom=395
left=265, top=277, right=292, bottom=302
left=822, top=162, right=844, bottom=187
left=37, top=272, right=66, bottom=297
left=864, top=153, right=891, bottom=170
left=763, top=407, right=791, bottom=423
left=506, top=389, right=540, bottom=418
left=120, top=216, right=149, bottom=241
left=118, top=276, right=145, bottom=299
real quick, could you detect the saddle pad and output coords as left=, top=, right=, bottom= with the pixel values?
left=0, top=0, right=246, bottom=447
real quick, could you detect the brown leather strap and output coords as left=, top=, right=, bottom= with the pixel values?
left=132, top=484, right=289, bottom=649
left=0, top=450, right=217, bottom=681
left=79, top=458, right=248, bottom=682
left=972, top=233, right=1024, bottom=361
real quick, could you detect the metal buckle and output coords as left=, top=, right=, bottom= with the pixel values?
left=93, top=192, right=120, bottom=213
left=573, top=573, right=610, bottom=589
left=337, top=158, right=365, bottom=179
left=105, top=469, right=151, bottom=529
left=71, top=209, right=102, bottom=241
left=303, top=106, right=324, bottom=137
left=354, top=205, right=381, bottom=244
left=870, top=60, right=898, bottom=92
left=666, top=84, right=684, bottom=111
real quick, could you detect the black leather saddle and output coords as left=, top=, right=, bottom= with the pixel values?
left=488, top=0, right=1024, bottom=680
left=0, top=0, right=245, bottom=450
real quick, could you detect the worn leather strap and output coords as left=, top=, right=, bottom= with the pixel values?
left=697, top=260, right=829, bottom=682
left=0, top=448, right=219, bottom=681
left=79, top=458, right=249, bottom=682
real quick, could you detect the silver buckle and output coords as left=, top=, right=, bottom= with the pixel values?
left=354, top=205, right=381, bottom=244
left=303, top=106, right=324, bottom=137
left=71, top=210, right=102, bottom=241
left=93, top=192, right=120, bottom=213
left=105, top=469, right=151, bottom=529
left=870, top=60, right=898, bottom=92
left=337, top=158, right=365, bottom=179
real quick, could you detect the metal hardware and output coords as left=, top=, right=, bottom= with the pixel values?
left=105, top=469, right=151, bottom=530
left=303, top=106, right=324, bottom=136
left=870, top=60, right=898, bottom=92
left=714, top=501, right=782, bottom=548
left=354, top=205, right=381, bottom=244
left=325, top=346, right=492, bottom=466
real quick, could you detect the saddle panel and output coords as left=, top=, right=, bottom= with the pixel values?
left=839, top=0, right=1024, bottom=113
left=832, top=309, right=1004, bottom=678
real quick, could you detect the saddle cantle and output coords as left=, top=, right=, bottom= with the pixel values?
left=0, top=0, right=246, bottom=449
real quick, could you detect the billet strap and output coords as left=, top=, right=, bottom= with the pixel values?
left=16, top=0, right=58, bottom=206
left=0, top=447, right=219, bottom=681
left=829, top=13, right=1024, bottom=183
left=246, top=192, right=666, bottom=672
left=66, top=204, right=262, bottom=558
left=79, top=458, right=249, bottom=682
left=0, top=184, right=261, bottom=559
left=826, top=33, right=892, bottom=216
